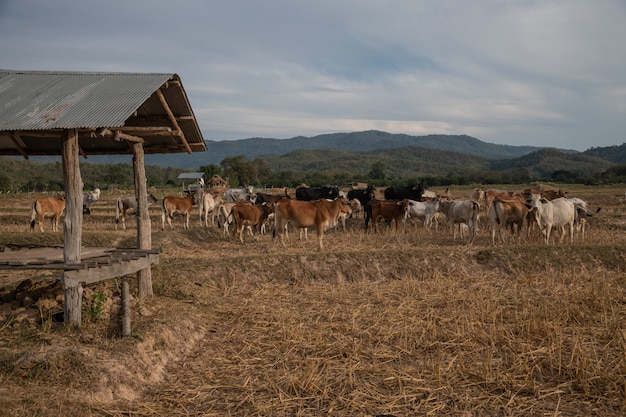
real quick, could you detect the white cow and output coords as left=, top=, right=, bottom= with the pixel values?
left=407, top=198, right=440, bottom=229
left=197, top=191, right=223, bottom=227
left=82, top=188, right=101, bottom=214
left=439, top=199, right=480, bottom=243
left=525, top=195, right=575, bottom=244
left=224, top=186, right=256, bottom=204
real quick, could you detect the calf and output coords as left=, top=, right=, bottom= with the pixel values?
left=115, top=194, right=158, bottom=231
left=233, top=202, right=274, bottom=243
left=161, top=195, right=195, bottom=230
left=274, top=197, right=351, bottom=250
left=29, top=196, right=66, bottom=232
left=368, top=199, right=411, bottom=232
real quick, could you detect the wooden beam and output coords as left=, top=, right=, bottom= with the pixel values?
left=113, top=130, right=144, bottom=143
left=10, top=134, right=29, bottom=159
left=156, top=88, right=192, bottom=154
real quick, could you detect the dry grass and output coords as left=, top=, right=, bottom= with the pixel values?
left=1, top=185, right=626, bottom=416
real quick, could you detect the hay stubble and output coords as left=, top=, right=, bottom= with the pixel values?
left=1, top=186, right=626, bottom=416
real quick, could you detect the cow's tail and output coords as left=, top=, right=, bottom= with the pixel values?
left=472, top=200, right=481, bottom=225
left=491, top=198, right=501, bottom=225
left=29, top=200, right=38, bottom=231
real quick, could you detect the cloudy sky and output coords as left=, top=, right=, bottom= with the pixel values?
left=1, top=0, right=625, bottom=151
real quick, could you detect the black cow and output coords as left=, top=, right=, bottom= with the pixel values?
left=347, top=185, right=375, bottom=207
left=384, top=181, right=426, bottom=201
left=295, top=186, right=340, bottom=201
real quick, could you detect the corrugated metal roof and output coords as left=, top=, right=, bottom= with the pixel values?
left=178, top=172, right=205, bottom=179
left=0, top=70, right=206, bottom=156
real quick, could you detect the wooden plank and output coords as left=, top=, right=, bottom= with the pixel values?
left=65, top=253, right=158, bottom=285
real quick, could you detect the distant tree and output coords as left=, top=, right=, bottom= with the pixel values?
left=551, top=169, right=578, bottom=183
left=221, top=155, right=255, bottom=186
left=368, top=162, right=386, bottom=180
left=199, top=164, right=222, bottom=179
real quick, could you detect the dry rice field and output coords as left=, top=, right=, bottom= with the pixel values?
left=1, top=184, right=626, bottom=416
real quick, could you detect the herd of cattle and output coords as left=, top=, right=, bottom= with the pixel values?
left=26, top=183, right=601, bottom=249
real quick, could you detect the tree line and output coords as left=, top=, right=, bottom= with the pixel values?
left=0, top=155, right=624, bottom=194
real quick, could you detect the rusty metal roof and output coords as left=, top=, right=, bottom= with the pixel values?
left=0, top=70, right=206, bottom=156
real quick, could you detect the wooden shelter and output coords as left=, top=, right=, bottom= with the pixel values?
left=208, top=174, right=229, bottom=188
left=0, top=70, right=206, bottom=329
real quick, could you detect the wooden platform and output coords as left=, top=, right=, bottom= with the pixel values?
left=0, top=245, right=159, bottom=285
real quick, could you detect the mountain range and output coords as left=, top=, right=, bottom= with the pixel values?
left=28, top=130, right=625, bottom=177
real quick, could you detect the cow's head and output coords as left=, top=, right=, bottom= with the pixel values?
left=399, top=198, right=411, bottom=218
left=524, top=194, right=547, bottom=213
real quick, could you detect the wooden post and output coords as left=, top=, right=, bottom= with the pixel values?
left=132, top=142, right=153, bottom=298
left=61, top=129, right=84, bottom=325
left=121, top=278, right=131, bottom=337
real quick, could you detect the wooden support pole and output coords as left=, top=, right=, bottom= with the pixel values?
left=132, top=142, right=153, bottom=298
left=122, top=278, right=131, bottom=337
left=61, top=129, right=84, bottom=325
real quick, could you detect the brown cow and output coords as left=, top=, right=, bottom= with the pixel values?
left=273, top=197, right=351, bottom=250
left=161, top=195, right=195, bottom=230
left=233, top=202, right=274, bottom=243
left=484, top=189, right=513, bottom=213
left=368, top=199, right=410, bottom=232
left=29, top=196, right=66, bottom=232
left=489, top=196, right=529, bottom=244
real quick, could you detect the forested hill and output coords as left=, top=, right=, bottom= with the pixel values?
left=59, top=131, right=545, bottom=168
left=200, top=131, right=543, bottom=163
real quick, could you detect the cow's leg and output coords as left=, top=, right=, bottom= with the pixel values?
left=316, top=225, right=324, bottom=250
left=544, top=225, right=552, bottom=244
left=184, top=212, right=189, bottom=230
left=237, top=224, right=245, bottom=243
